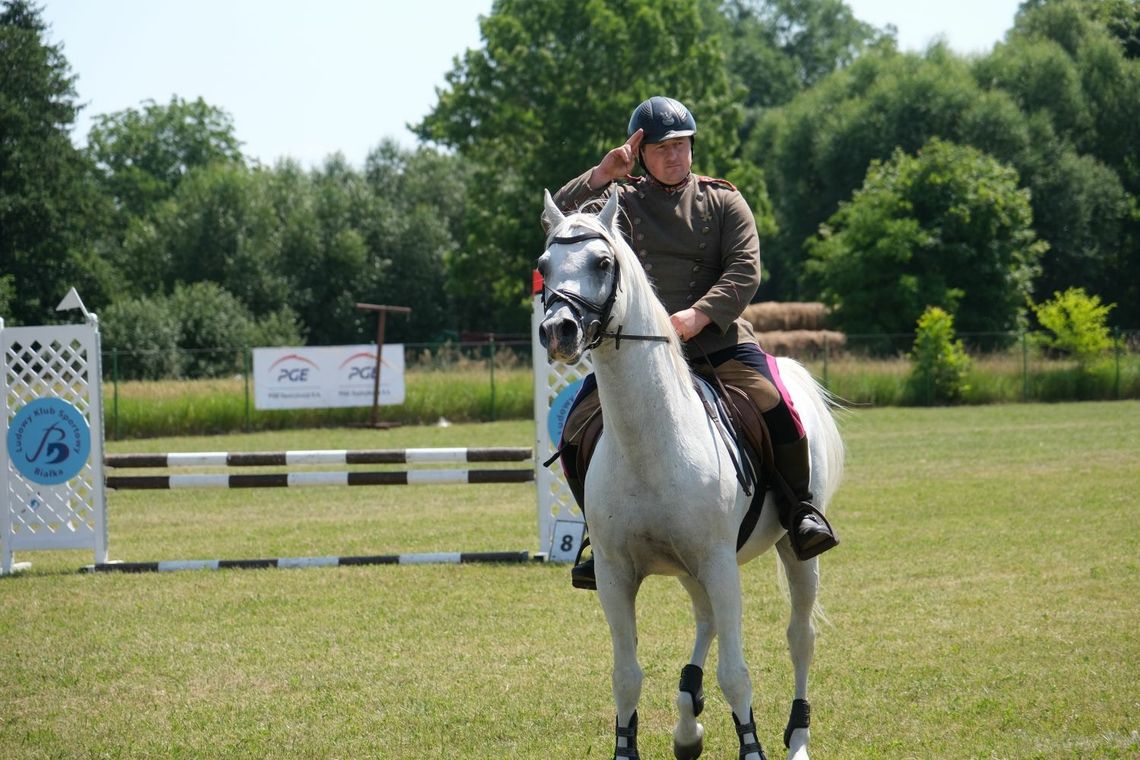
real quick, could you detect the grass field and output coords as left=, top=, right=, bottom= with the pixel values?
left=2, top=402, right=1138, bottom=758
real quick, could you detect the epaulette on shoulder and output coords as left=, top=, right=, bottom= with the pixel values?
left=697, top=175, right=738, bottom=192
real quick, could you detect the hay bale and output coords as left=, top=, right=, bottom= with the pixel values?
left=743, top=302, right=829, bottom=332
left=755, top=330, right=846, bottom=358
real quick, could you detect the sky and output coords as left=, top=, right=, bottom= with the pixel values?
left=40, top=0, right=1024, bottom=168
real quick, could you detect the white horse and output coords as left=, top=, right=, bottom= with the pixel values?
left=538, top=191, right=844, bottom=760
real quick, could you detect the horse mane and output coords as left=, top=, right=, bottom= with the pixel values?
left=548, top=207, right=690, bottom=383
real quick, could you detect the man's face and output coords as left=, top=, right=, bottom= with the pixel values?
left=642, top=137, right=692, bottom=186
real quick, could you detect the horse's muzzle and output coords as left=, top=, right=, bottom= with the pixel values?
left=540, top=310, right=586, bottom=364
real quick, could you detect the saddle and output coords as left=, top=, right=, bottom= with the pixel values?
left=573, top=380, right=773, bottom=551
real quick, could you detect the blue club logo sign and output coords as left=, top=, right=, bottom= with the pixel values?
left=7, top=398, right=91, bottom=485
left=547, top=379, right=584, bottom=445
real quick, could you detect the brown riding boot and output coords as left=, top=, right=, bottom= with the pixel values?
left=772, top=438, right=839, bottom=561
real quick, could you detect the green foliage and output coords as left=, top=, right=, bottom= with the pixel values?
left=0, top=0, right=112, bottom=324
left=168, top=282, right=268, bottom=378
left=0, top=274, right=13, bottom=317
left=104, top=146, right=462, bottom=349
left=86, top=96, right=245, bottom=223
left=907, top=305, right=971, bottom=404
left=806, top=138, right=1045, bottom=337
left=747, top=45, right=1002, bottom=299
left=101, top=296, right=183, bottom=380
left=715, top=0, right=888, bottom=111
left=748, top=3, right=1139, bottom=324
left=102, top=283, right=303, bottom=380
left=992, top=0, right=1140, bottom=324
left=1032, top=286, right=1116, bottom=366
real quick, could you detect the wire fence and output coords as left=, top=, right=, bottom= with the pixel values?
left=98, top=329, right=1140, bottom=437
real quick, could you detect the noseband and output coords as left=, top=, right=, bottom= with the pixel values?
left=543, top=231, right=671, bottom=350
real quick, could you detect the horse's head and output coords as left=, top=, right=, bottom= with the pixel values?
left=537, top=190, right=623, bottom=364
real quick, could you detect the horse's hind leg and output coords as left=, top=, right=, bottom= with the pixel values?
left=777, top=536, right=819, bottom=759
left=597, top=566, right=643, bottom=759
left=673, top=576, right=714, bottom=759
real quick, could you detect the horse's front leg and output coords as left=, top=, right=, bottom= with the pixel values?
left=673, top=575, right=714, bottom=759
left=701, top=551, right=767, bottom=760
left=596, top=558, right=643, bottom=759
left=776, top=536, right=818, bottom=760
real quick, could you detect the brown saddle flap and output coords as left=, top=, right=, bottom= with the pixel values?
left=721, top=384, right=771, bottom=476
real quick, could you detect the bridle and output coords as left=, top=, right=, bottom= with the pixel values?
left=542, top=231, right=671, bottom=350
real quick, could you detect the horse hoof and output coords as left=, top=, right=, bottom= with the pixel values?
left=673, top=735, right=703, bottom=760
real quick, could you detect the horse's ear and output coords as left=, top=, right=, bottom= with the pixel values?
left=598, top=192, right=620, bottom=233
left=542, top=189, right=565, bottom=231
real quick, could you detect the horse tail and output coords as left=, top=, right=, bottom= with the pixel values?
left=774, top=357, right=846, bottom=511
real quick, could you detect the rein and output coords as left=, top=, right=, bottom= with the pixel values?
left=545, top=231, right=672, bottom=350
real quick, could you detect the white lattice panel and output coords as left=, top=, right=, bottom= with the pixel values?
left=1, top=321, right=107, bottom=572
left=532, top=294, right=591, bottom=562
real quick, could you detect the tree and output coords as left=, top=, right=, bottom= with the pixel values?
left=86, top=96, right=245, bottom=223
left=717, top=0, right=889, bottom=112
left=115, top=161, right=291, bottom=311
left=416, top=0, right=749, bottom=332
left=361, top=141, right=467, bottom=343
left=806, top=139, right=1046, bottom=338
left=985, top=1, right=1140, bottom=324
left=0, top=0, right=111, bottom=324
left=747, top=45, right=1024, bottom=300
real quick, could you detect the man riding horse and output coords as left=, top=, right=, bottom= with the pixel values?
left=549, top=95, right=838, bottom=590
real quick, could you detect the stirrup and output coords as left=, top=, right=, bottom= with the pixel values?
left=570, top=536, right=597, bottom=591
left=789, top=503, right=838, bottom=561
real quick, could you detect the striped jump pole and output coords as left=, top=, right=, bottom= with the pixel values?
left=105, top=468, right=534, bottom=490
left=91, top=446, right=538, bottom=572
left=104, top=447, right=533, bottom=468
left=103, top=446, right=536, bottom=490
left=83, top=550, right=534, bottom=574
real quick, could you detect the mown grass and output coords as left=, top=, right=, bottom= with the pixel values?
left=3, top=403, right=1138, bottom=758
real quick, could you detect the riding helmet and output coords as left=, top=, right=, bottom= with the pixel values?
left=627, top=96, right=696, bottom=144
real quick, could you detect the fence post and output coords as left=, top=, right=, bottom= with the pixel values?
left=1113, top=327, right=1122, bottom=400
left=111, top=347, right=119, bottom=441
left=489, top=334, right=497, bottom=422
left=1021, top=330, right=1029, bottom=402
left=822, top=333, right=830, bottom=388
left=243, top=349, right=252, bottom=433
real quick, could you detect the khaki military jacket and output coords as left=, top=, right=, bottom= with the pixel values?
left=552, top=169, right=761, bottom=358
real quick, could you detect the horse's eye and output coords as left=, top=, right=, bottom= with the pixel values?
left=597, top=256, right=612, bottom=271
left=536, top=252, right=549, bottom=276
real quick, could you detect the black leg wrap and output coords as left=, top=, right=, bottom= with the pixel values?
left=784, top=698, right=811, bottom=748
left=678, top=664, right=705, bottom=717
left=613, top=711, right=639, bottom=760
left=733, top=709, right=767, bottom=760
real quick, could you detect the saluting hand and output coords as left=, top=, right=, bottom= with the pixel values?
left=588, top=129, right=644, bottom=189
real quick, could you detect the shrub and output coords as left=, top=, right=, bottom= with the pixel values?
left=168, top=282, right=256, bottom=378
left=907, top=306, right=971, bottom=404
left=101, top=296, right=183, bottom=379
left=1032, top=287, right=1115, bottom=368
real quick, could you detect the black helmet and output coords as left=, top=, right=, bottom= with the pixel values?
left=627, top=96, right=696, bottom=144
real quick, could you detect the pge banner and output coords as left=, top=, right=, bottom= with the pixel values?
left=252, top=345, right=405, bottom=410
